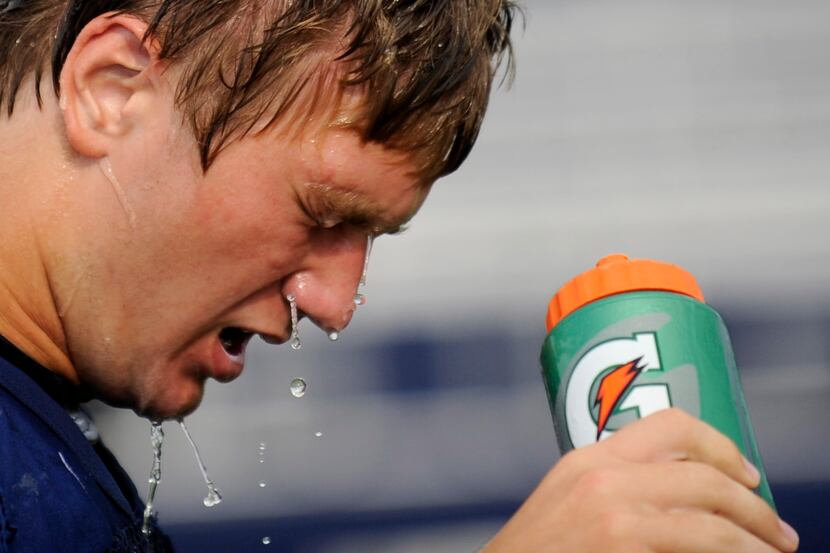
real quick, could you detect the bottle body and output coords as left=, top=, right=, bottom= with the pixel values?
left=540, top=290, right=774, bottom=506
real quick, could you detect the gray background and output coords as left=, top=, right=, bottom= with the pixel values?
left=89, top=1, right=830, bottom=550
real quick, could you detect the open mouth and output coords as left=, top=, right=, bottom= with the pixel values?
left=218, top=327, right=254, bottom=358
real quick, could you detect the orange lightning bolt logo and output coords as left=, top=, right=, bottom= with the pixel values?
left=593, top=357, right=645, bottom=440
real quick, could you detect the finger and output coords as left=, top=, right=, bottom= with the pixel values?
left=644, top=510, right=784, bottom=553
left=600, top=408, right=759, bottom=489
left=619, top=461, right=796, bottom=552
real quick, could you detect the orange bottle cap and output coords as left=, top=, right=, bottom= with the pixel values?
left=546, top=254, right=705, bottom=332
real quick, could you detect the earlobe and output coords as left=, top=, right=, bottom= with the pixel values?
left=60, top=14, right=158, bottom=159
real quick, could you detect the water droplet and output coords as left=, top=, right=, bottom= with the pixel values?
left=314, top=431, right=323, bottom=438
left=287, top=294, right=302, bottom=350
left=202, top=485, right=223, bottom=507
left=179, top=420, right=223, bottom=508
left=328, top=331, right=339, bottom=341
left=352, top=236, right=372, bottom=309
left=360, top=235, right=374, bottom=287
left=262, top=536, right=272, bottom=545
left=98, top=157, right=137, bottom=229
left=142, top=422, right=165, bottom=535
left=290, top=378, right=307, bottom=398
left=258, top=480, right=267, bottom=488
left=258, top=458, right=265, bottom=463
left=258, top=442, right=266, bottom=451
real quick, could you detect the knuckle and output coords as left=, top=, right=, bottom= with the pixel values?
left=694, top=512, right=724, bottom=537
left=654, top=408, right=699, bottom=440
left=555, top=448, right=584, bottom=474
left=597, top=509, right=632, bottom=542
left=687, top=462, right=747, bottom=508
left=541, top=450, right=582, bottom=489
left=554, top=446, right=605, bottom=479
left=574, top=466, right=618, bottom=498
left=660, top=406, right=691, bottom=425
left=595, top=510, right=648, bottom=553
left=720, top=440, right=746, bottom=469
left=708, top=438, right=750, bottom=481
left=539, top=449, right=595, bottom=497
left=671, top=411, right=716, bottom=447
left=686, top=461, right=726, bottom=487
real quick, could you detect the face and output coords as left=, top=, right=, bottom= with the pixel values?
left=57, top=95, right=429, bottom=420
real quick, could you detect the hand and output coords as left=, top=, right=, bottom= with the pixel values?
left=483, top=408, right=799, bottom=552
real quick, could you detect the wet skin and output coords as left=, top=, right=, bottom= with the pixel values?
left=0, top=22, right=429, bottom=422
left=0, top=15, right=424, bottom=421
left=58, top=125, right=429, bottom=420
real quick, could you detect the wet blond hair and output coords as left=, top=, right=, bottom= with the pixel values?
left=0, top=0, right=517, bottom=180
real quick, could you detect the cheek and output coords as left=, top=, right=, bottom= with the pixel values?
left=182, top=187, right=312, bottom=289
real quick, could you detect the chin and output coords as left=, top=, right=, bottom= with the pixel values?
left=133, top=378, right=205, bottom=421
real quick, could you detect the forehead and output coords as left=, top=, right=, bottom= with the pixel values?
left=248, top=52, right=439, bottom=183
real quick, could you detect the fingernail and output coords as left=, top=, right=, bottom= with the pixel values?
left=779, top=518, right=799, bottom=548
left=743, top=457, right=761, bottom=485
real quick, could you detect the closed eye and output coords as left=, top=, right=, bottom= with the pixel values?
left=300, top=183, right=414, bottom=238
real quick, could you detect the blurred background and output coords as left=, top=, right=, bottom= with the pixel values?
left=89, top=0, right=830, bottom=551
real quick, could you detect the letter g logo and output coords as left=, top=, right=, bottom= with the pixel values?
left=565, top=332, right=672, bottom=447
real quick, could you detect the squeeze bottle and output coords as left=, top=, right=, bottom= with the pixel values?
left=540, top=254, right=774, bottom=506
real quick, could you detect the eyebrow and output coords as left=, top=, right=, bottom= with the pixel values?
left=304, top=183, right=412, bottom=236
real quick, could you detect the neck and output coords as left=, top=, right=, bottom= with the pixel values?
left=0, top=82, right=78, bottom=383
left=0, top=257, right=76, bottom=384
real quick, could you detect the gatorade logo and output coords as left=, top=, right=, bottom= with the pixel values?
left=565, top=332, right=673, bottom=447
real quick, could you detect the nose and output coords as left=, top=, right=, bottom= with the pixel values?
left=281, top=226, right=369, bottom=333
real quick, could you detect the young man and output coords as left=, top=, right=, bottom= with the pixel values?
left=0, top=1, right=799, bottom=551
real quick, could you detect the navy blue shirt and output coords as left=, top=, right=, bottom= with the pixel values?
left=0, top=336, right=173, bottom=552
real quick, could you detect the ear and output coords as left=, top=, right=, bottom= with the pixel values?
left=60, top=14, right=161, bottom=158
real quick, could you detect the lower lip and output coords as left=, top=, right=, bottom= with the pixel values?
left=208, top=337, right=246, bottom=382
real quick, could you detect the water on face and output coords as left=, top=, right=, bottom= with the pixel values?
left=289, top=378, right=307, bottom=398
left=286, top=294, right=302, bottom=350
left=352, top=235, right=374, bottom=308
left=360, top=235, right=374, bottom=287
left=179, top=420, right=223, bottom=508
left=98, top=157, right=137, bottom=229
left=141, top=422, right=165, bottom=535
